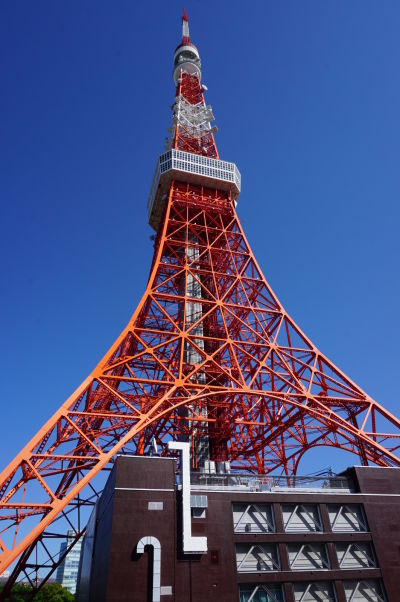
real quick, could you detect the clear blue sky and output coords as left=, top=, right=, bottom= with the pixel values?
left=1, top=1, right=399, bottom=474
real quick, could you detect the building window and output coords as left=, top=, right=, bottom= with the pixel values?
left=232, top=503, right=275, bottom=533
left=293, top=581, right=336, bottom=602
left=287, top=543, right=330, bottom=570
left=239, top=583, right=284, bottom=602
left=281, top=503, right=322, bottom=532
left=190, top=494, right=207, bottom=519
left=343, top=579, right=386, bottom=601
left=335, top=542, right=377, bottom=569
left=327, top=504, right=368, bottom=532
left=191, top=507, right=206, bottom=519
left=236, top=543, right=280, bottom=572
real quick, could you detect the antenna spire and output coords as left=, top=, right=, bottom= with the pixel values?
left=182, top=8, right=190, bottom=45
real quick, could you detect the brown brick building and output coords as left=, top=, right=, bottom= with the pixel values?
left=76, top=455, right=400, bottom=601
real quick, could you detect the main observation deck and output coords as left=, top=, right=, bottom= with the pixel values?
left=147, top=149, right=241, bottom=230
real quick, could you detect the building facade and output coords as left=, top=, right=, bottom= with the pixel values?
left=56, top=530, right=83, bottom=594
left=76, top=454, right=400, bottom=601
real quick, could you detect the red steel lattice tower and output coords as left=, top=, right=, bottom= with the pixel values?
left=1, top=11, right=400, bottom=591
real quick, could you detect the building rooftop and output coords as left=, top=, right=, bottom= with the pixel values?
left=189, top=471, right=354, bottom=494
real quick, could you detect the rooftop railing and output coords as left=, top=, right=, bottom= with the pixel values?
left=190, top=472, right=354, bottom=493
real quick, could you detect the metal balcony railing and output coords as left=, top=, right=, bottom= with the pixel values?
left=189, top=472, right=354, bottom=493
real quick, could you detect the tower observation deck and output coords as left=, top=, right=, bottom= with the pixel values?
left=1, top=10, right=400, bottom=598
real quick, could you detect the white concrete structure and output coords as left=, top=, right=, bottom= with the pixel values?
left=168, top=441, right=207, bottom=554
left=136, top=536, right=161, bottom=602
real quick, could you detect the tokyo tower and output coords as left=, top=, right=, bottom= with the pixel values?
left=1, top=10, right=400, bottom=595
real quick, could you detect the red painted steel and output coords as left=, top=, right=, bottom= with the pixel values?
left=1, top=10, right=400, bottom=592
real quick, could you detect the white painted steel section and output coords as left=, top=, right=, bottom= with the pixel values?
left=136, top=536, right=161, bottom=602
left=168, top=441, right=207, bottom=554
left=166, top=96, right=215, bottom=150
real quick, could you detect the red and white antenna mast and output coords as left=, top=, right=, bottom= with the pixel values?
left=172, top=9, right=202, bottom=85
left=182, top=8, right=190, bottom=44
